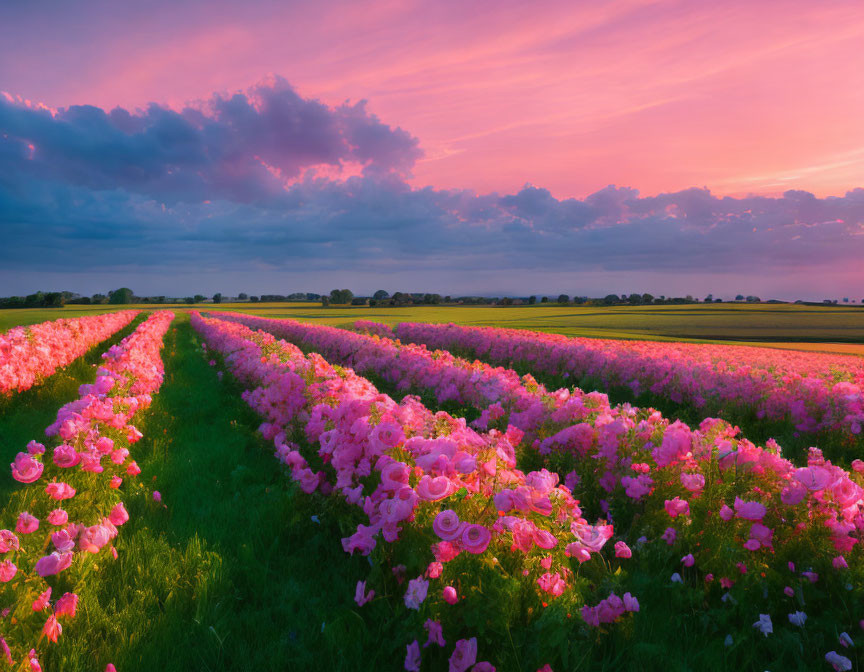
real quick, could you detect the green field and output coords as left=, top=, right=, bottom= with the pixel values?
left=4, top=302, right=863, bottom=354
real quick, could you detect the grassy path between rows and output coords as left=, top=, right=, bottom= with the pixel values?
left=5, top=315, right=402, bottom=671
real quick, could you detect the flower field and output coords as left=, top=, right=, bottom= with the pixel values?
left=1, top=312, right=139, bottom=396
left=0, top=309, right=862, bottom=671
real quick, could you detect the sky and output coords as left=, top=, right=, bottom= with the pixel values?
left=1, top=0, right=863, bottom=299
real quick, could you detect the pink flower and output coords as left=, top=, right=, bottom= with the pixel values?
left=52, top=444, right=80, bottom=468
left=833, top=556, right=848, bottom=570
left=32, top=588, right=51, bottom=611
left=0, top=560, right=16, bottom=582
left=614, top=541, right=632, bottom=558
left=680, top=472, right=705, bottom=493
left=623, top=592, right=639, bottom=612
left=11, top=452, right=43, bottom=483
left=404, top=641, right=421, bottom=672
left=126, top=461, right=141, bottom=476
left=45, top=482, right=76, bottom=501
left=0, top=530, right=19, bottom=553
left=537, top=572, right=566, bottom=597
left=461, top=525, right=492, bottom=554
left=681, top=554, right=694, bottom=567
left=109, top=502, right=129, bottom=526
left=27, top=441, right=45, bottom=455
left=433, top=510, right=462, bottom=541
left=424, top=619, right=446, bottom=648
left=54, top=592, right=78, bottom=617
left=51, top=529, right=76, bottom=552
left=16, top=512, right=39, bottom=534
left=472, top=663, right=495, bottom=672
left=354, top=580, right=374, bottom=607
left=449, top=638, right=478, bottom=672
left=794, top=466, right=833, bottom=491
left=784, top=586, right=794, bottom=597
left=664, top=497, right=690, bottom=518
left=153, top=491, right=162, bottom=503
left=415, top=475, right=452, bottom=501
left=733, top=497, right=766, bottom=521
left=47, top=509, right=68, bottom=526
left=719, top=505, right=734, bottom=521
left=43, top=615, right=62, bottom=643
left=0, top=637, right=11, bottom=666
left=427, top=562, right=443, bottom=579
left=34, top=551, right=73, bottom=577
left=106, top=665, right=117, bottom=672
left=404, top=577, right=429, bottom=610
left=443, top=586, right=458, bottom=605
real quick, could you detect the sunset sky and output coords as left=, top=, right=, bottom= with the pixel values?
left=1, top=0, right=863, bottom=298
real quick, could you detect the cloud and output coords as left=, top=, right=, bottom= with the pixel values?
left=0, top=75, right=422, bottom=204
left=1, top=78, right=864, bottom=297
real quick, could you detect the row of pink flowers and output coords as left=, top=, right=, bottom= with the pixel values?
left=0, top=311, right=140, bottom=396
left=388, top=321, right=864, bottom=437
left=203, top=312, right=864, bottom=668
left=192, top=312, right=616, bottom=670
left=1, top=311, right=173, bottom=669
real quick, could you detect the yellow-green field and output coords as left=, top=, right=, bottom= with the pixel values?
left=5, top=302, right=861, bottom=354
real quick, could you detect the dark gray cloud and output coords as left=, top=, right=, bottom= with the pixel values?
left=1, top=79, right=863, bottom=297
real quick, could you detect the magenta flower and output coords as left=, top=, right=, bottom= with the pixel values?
left=681, top=554, right=695, bottom=567
left=47, top=509, right=68, bottom=526
left=54, top=592, right=78, bottom=618
left=449, top=638, right=478, bottom=672
left=32, top=588, right=51, bottom=612
left=52, top=444, right=80, bottom=468
left=42, top=615, right=62, bottom=643
left=34, top=552, right=73, bottom=577
left=0, top=560, right=17, bottom=582
left=0, top=530, right=19, bottom=553
left=614, top=541, right=632, bottom=558
left=733, top=497, right=766, bottom=521
left=443, top=586, right=458, bottom=605
left=45, top=482, right=76, bottom=501
left=415, top=475, right=452, bottom=501
left=11, top=452, right=43, bottom=483
left=461, top=525, right=492, bottom=554
left=433, top=510, right=462, bottom=541
left=108, top=503, right=129, bottom=526
left=664, top=497, right=690, bottom=518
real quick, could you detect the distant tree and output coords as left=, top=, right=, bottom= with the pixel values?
left=603, top=294, right=619, bottom=305
left=443, top=296, right=451, bottom=304
left=500, top=297, right=513, bottom=306
left=192, top=294, right=205, bottom=303
left=238, top=293, right=248, bottom=300
left=250, top=296, right=260, bottom=303
left=108, top=288, right=134, bottom=304
left=321, top=295, right=330, bottom=307
left=351, top=297, right=368, bottom=306
left=527, top=295, right=537, bottom=305
left=423, top=293, right=442, bottom=305
left=735, top=294, right=745, bottom=301
left=44, top=292, right=64, bottom=308
left=685, top=295, right=694, bottom=303
left=704, top=294, right=713, bottom=303
left=156, top=296, right=166, bottom=304
left=641, top=293, right=654, bottom=304
left=329, top=289, right=354, bottom=304
left=213, top=293, right=223, bottom=304
left=540, top=296, right=549, bottom=303
left=746, top=295, right=761, bottom=303
left=373, top=290, right=390, bottom=301
left=184, top=297, right=195, bottom=304
left=627, top=293, right=642, bottom=305
left=557, top=294, right=570, bottom=304
left=91, top=293, right=107, bottom=304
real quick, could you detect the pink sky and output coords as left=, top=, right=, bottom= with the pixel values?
left=1, top=0, right=863, bottom=199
